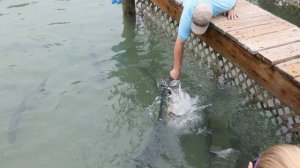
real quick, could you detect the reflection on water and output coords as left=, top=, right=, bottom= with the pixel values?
left=0, top=0, right=290, bottom=167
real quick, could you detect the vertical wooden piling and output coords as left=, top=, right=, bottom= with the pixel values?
left=122, top=0, right=136, bottom=35
left=122, top=0, right=136, bottom=17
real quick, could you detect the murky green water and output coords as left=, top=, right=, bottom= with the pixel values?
left=0, top=0, right=296, bottom=168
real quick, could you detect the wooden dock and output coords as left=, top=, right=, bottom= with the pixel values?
left=150, top=0, right=300, bottom=114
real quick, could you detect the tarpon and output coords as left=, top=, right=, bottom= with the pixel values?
left=7, top=77, right=48, bottom=144
left=120, top=75, right=235, bottom=168
left=124, top=77, right=204, bottom=167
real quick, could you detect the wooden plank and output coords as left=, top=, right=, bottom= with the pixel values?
left=235, top=0, right=253, bottom=7
left=212, top=15, right=277, bottom=33
left=258, top=42, right=300, bottom=65
left=239, top=28, right=300, bottom=54
left=276, top=58, right=300, bottom=87
left=212, top=3, right=271, bottom=25
left=296, top=76, right=300, bottom=85
left=228, top=21, right=296, bottom=39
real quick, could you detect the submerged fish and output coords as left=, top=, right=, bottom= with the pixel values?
left=158, top=77, right=200, bottom=120
left=129, top=77, right=203, bottom=167
left=121, top=76, right=235, bottom=167
left=7, top=77, right=48, bottom=144
left=157, top=77, right=181, bottom=121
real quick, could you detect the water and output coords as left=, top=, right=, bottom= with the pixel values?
left=0, top=0, right=295, bottom=167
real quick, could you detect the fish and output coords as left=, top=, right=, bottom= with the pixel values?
left=120, top=74, right=234, bottom=167
left=128, top=77, right=202, bottom=167
left=7, top=77, right=48, bottom=144
left=157, top=77, right=186, bottom=120
left=89, top=44, right=106, bottom=81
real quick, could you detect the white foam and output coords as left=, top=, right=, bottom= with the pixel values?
left=166, top=84, right=211, bottom=132
left=167, top=84, right=199, bottom=116
left=211, top=148, right=236, bottom=159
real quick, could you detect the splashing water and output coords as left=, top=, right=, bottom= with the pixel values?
left=210, top=148, right=236, bottom=159
left=166, top=81, right=211, bottom=133
left=167, top=83, right=199, bottom=116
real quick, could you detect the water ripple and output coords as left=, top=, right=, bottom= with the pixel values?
left=7, top=3, right=30, bottom=9
left=48, top=22, right=70, bottom=26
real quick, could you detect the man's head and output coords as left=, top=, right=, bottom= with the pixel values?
left=191, top=3, right=213, bottom=35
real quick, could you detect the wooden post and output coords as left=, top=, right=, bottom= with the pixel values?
left=122, top=0, right=136, bottom=17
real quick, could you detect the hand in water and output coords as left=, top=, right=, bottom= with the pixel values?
left=170, top=68, right=180, bottom=80
left=112, top=0, right=122, bottom=4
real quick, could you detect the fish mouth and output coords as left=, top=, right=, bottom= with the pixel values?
left=158, top=77, right=181, bottom=99
left=166, top=87, right=172, bottom=96
left=159, top=77, right=181, bottom=89
left=159, top=77, right=172, bottom=88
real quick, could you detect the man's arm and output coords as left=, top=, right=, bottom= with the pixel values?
left=170, top=36, right=185, bottom=80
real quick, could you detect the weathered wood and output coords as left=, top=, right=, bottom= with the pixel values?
left=199, top=28, right=300, bottom=114
left=211, top=4, right=275, bottom=36
left=296, top=76, right=300, bottom=85
left=276, top=58, right=300, bottom=87
left=150, top=0, right=300, bottom=114
left=213, top=15, right=277, bottom=33
left=235, top=0, right=253, bottom=7
left=212, top=4, right=271, bottom=24
left=228, top=21, right=296, bottom=40
left=122, top=0, right=136, bottom=17
left=211, top=0, right=300, bottom=55
left=239, top=28, right=300, bottom=54
left=258, top=42, right=300, bottom=65
left=152, top=0, right=182, bottom=21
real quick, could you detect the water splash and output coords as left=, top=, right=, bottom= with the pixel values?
left=210, top=148, right=236, bottom=159
left=167, top=84, right=199, bottom=116
left=166, top=82, right=211, bottom=133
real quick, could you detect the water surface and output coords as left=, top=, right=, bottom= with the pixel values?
left=0, top=0, right=291, bottom=168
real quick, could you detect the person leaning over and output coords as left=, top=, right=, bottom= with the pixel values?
left=170, top=0, right=238, bottom=80
left=248, top=144, right=300, bottom=168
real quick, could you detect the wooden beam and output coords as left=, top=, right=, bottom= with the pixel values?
left=258, top=42, right=300, bottom=65
left=150, top=0, right=300, bottom=114
left=152, top=0, right=182, bottom=21
left=122, top=0, right=136, bottom=17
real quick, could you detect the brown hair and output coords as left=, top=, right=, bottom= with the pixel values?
left=257, top=144, right=300, bottom=168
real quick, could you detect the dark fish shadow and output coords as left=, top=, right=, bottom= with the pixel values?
left=6, top=77, right=48, bottom=144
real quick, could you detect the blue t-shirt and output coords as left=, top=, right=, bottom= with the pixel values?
left=178, top=0, right=237, bottom=41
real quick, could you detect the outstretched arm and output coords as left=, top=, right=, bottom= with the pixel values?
left=170, top=36, right=185, bottom=80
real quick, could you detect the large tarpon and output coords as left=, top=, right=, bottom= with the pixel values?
left=7, top=77, right=48, bottom=144
left=124, top=77, right=207, bottom=167
left=121, top=75, right=236, bottom=168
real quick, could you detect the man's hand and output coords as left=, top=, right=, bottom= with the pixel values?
left=170, top=68, right=181, bottom=80
left=247, top=162, right=253, bottom=168
left=223, top=8, right=238, bottom=20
